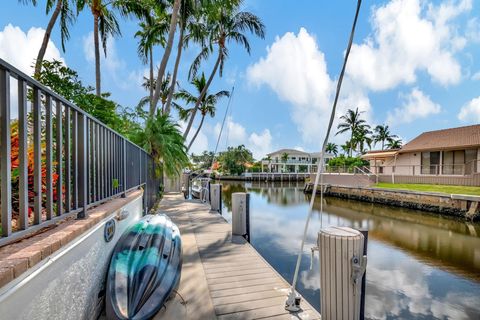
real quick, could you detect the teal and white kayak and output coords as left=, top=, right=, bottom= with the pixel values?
left=106, top=214, right=182, bottom=320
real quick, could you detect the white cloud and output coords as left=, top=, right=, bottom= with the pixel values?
left=215, top=116, right=248, bottom=146
left=387, top=88, right=441, bottom=125
left=247, top=28, right=334, bottom=144
left=471, top=71, right=480, bottom=81
left=0, top=24, right=64, bottom=75
left=466, top=16, right=480, bottom=42
left=248, top=129, right=273, bottom=160
left=246, top=27, right=376, bottom=147
left=179, top=120, right=209, bottom=154
left=213, top=117, right=273, bottom=159
left=347, top=0, right=469, bottom=90
left=83, top=31, right=124, bottom=73
left=458, top=96, right=480, bottom=123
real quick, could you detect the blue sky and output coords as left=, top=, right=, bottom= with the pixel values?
left=1, top=0, right=479, bottom=159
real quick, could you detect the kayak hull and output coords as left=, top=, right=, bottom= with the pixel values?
left=106, top=214, right=182, bottom=320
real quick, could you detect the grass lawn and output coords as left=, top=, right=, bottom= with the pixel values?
left=374, top=183, right=480, bottom=196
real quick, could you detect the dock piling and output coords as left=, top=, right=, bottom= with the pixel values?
left=318, top=226, right=367, bottom=320
left=210, top=184, right=222, bottom=214
left=232, top=192, right=250, bottom=241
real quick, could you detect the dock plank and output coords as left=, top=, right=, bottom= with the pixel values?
left=159, top=193, right=321, bottom=320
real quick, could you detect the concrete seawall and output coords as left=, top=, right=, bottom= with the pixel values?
left=0, top=191, right=144, bottom=320
left=305, top=184, right=480, bottom=221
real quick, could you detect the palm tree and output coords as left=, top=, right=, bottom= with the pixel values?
left=174, top=73, right=230, bottom=151
left=19, top=0, right=75, bottom=77
left=340, top=143, right=351, bottom=156
left=182, top=0, right=265, bottom=140
left=137, top=113, right=189, bottom=177
left=352, top=126, right=372, bottom=154
left=137, top=73, right=172, bottom=114
left=373, top=124, right=398, bottom=150
left=336, top=107, right=369, bottom=157
left=164, top=0, right=197, bottom=116
left=386, top=138, right=403, bottom=149
left=151, top=0, right=182, bottom=114
left=281, top=152, right=289, bottom=163
left=326, top=142, right=338, bottom=156
left=77, top=0, right=145, bottom=96
left=135, top=14, right=169, bottom=111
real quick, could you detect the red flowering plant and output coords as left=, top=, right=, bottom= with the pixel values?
left=9, top=120, right=61, bottom=229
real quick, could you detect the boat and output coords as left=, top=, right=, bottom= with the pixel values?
left=105, top=214, right=182, bottom=320
left=190, top=179, right=202, bottom=199
left=190, top=177, right=209, bottom=200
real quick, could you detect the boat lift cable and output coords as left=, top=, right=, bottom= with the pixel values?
left=224, top=95, right=234, bottom=150
left=209, top=85, right=235, bottom=172
left=285, top=0, right=363, bottom=312
left=187, top=85, right=234, bottom=201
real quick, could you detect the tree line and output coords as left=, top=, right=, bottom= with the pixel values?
left=326, top=107, right=403, bottom=157
left=19, top=0, right=266, bottom=177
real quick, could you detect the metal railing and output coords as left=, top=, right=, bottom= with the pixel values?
left=0, top=58, right=161, bottom=246
left=369, top=161, right=479, bottom=176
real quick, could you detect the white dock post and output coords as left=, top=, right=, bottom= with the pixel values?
left=232, top=192, right=250, bottom=241
left=210, top=184, right=222, bottom=213
left=318, top=226, right=367, bottom=320
left=181, top=173, right=190, bottom=198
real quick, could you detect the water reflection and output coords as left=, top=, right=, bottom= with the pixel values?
left=218, top=181, right=480, bottom=320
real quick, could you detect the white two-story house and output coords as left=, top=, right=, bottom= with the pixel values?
left=261, top=149, right=333, bottom=173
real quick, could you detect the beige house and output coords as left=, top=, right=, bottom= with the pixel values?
left=362, top=125, right=480, bottom=186
left=261, top=149, right=333, bottom=173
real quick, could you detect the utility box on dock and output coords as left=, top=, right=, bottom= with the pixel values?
left=210, top=184, right=222, bottom=213
left=232, top=192, right=250, bottom=238
left=318, top=226, right=366, bottom=320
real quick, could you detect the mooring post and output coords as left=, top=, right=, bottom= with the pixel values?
left=318, top=226, right=367, bottom=320
left=210, top=184, right=222, bottom=213
left=232, top=192, right=250, bottom=242
left=181, top=172, right=190, bottom=199
left=359, top=229, right=369, bottom=320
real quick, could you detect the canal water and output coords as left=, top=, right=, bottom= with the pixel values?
left=217, top=180, right=480, bottom=320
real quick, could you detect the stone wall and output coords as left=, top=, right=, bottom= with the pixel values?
left=311, top=185, right=480, bottom=220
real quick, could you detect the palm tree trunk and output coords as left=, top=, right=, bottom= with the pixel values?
left=183, top=50, right=222, bottom=140
left=381, top=140, right=384, bottom=150
left=94, top=13, right=101, bottom=96
left=164, top=23, right=184, bottom=116
left=34, top=0, right=62, bottom=78
left=349, top=132, right=353, bottom=157
left=187, top=114, right=205, bottom=151
left=151, top=0, right=181, bottom=116
left=149, top=47, right=154, bottom=110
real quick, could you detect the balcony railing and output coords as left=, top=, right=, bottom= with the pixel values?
left=0, top=58, right=161, bottom=247
left=369, top=160, right=479, bottom=176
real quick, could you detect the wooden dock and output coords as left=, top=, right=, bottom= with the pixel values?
left=158, top=193, right=321, bottom=320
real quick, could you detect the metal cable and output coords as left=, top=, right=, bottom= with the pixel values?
left=209, top=85, right=235, bottom=172
left=289, top=0, right=363, bottom=297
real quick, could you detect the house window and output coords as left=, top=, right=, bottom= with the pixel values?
left=442, top=149, right=476, bottom=175
left=421, top=151, right=440, bottom=174
left=465, top=149, right=477, bottom=174
left=443, top=151, right=454, bottom=174
left=453, top=150, right=464, bottom=174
